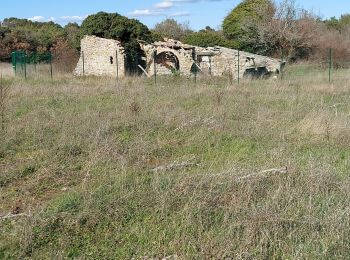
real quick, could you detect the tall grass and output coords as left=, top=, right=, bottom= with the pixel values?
left=0, top=66, right=350, bottom=259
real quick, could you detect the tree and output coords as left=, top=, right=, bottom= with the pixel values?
left=0, top=18, right=65, bottom=61
left=153, top=19, right=192, bottom=41
left=223, top=0, right=274, bottom=52
left=80, top=12, right=153, bottom=74
left=245, top=0, right=321, bottom=59
left=325, top=17, right=340, bottom=31
left=339, top=14, right=350, bottom=30
left=183, top=27, right=238, bottom=49
left=64, top=23, right=80, bottom=50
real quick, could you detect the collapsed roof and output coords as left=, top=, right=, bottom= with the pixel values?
left=75, top=36, right=284, bottom=79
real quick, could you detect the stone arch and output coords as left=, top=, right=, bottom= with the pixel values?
left=155, top=51, right=180, bottom=74
left=141, top=44, right=194, bottom=76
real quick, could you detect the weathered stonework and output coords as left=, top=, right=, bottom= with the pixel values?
left=139, top=39, right=195, bottom=76
left=140, top=39, right=283, bottom=79
left=74, top=36, right=125, bottom=77
left=195, top=46, right=283, bottom=79
left=75, top=36, right=283, bottom=79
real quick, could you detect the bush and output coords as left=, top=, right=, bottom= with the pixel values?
left=183, top=28, right=238, bottom=49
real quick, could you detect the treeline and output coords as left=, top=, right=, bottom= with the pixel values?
left=0, top=18, right=80, bottom=70
left=0, top=18, right=80, bottom=58
left=1, top=0, right=350, bottom=67
left=155, top=0, right=350, bottom=64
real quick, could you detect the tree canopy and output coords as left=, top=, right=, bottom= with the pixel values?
left=80, top=12, right=153, bottom=74
left=0, top=18, right=67, bottom=61
left=325, top=14, right=350, bottom=31
left=183, top=27, right=238, bottom=49
left=223, top=0, right=274, bottom=52
left=152, top=19, right=192, bottom=41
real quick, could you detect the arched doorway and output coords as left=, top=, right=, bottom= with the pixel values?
left=155, top=51, right=180, bottom=74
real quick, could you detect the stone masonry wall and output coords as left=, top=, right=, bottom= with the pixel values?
left=139, top=39, right=282, bottom=78
left=74, top=36, right=125, bottom=77
left=140, top=43, right=194, bottom=77
left=75, top=37, right=282, bottom=79
left=196, top=47, right=282, bottom=79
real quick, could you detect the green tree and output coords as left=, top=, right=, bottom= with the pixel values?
left=0, top=18, right=65, bottom=61
left=152, top=19, right=192, bottom=41
left=80, top=12, right=153, bottom=74
left=183, top=28, right=238, bottom=49
left=325, top=17, right=340, bottom=31
left=223, top=0, right=274, bottom=52
left=339, top=14, right=350, bottom=29
left=64, top=23, right=80, bottom=50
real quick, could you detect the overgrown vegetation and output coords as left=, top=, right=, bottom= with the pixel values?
left=183, top=26, right=238, bottom=49
left=0, top=65, right=350, bottom=258
left=223, top=0, right=274, bottom=52
left=1, top=1, right=350, bottom=65
left=80, top=12, right=154, bottom=75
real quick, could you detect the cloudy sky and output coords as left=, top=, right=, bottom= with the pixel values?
left=0, top=0, right=349, bottom=30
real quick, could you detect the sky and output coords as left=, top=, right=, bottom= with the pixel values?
left=0, top=0, right=349, bottom=30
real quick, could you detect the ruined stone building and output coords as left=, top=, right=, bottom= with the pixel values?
left=75, top=36, right=283, bottom=79
left=74, top=36, right=125, bottom=77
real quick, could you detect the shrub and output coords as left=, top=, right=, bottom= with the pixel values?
left=183, top=28, right=238, bottom=49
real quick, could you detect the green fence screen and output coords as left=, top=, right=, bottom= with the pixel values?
left=11, top=51, right=53, bottom=79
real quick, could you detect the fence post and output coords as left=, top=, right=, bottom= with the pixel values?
left=237, top=50, right=240, bottom=85
left=153, top=50, right=157, bottom=85
left=116, top=50, right=119, bottom=80
left=280, top=51, right=284, bottom=80
left=34, top=52, right=37, bottom=74
left=0, top=73, right=3, bottom=131
left=24, top=53, right=27, bottom=80
left=328, top=48, right=332, bottom=83
left=194, top=49, right=197, bottom=84
left=82, top=51, right=85, bottom=76
left=209, top=55, right=212, bottom=76
left=11, top=52, right=16, bottom=75
left=49, top=52, right=53, bottom=81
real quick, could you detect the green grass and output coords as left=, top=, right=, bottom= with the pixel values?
left=1, top=67, right=350, bottom=259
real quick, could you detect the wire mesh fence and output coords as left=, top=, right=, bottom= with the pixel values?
left=0, top=48, right=349, bottom=85
left=11, top=51, right=53, bottom=80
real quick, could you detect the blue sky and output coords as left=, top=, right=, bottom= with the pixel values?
left=0, top=0, right=349, bottom=30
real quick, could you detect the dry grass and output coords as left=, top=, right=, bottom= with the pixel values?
left=0, top=65, right=350, bottom=259
left=0, top=63, right=14, bottom=78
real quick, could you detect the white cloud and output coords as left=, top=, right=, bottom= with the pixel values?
left=60, top=15, right=87, bottom=22
left=155, top=1, right=174, bottom=9
left=129, top=0, right=226, bottom=19
left=169, top=11, right=191, bottom=17
left=129, top=9, right=165, bottom=17
left=28, top=16, right=45, bottom=22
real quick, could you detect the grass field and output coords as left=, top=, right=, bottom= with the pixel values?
left=1, top=65, right=350, bottom=259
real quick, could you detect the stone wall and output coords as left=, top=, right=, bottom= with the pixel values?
left=74, top=36, right=283, bottom=79
left=140, top=39, right=195, bottom=76
left=196, top=47, right=283, bottom=79
left=74, top=36, right=125, bottom=77
left=139, top=39, right=283, bottom=79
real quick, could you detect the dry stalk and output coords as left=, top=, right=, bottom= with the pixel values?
left=235, top=167, right=288, bottom=181
left=0, top=212, right=31, bottom=220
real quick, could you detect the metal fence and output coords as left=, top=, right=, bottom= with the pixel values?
left=11, top=51, right=53, bottom=80
left=4, top=48, right=350, bottom=85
